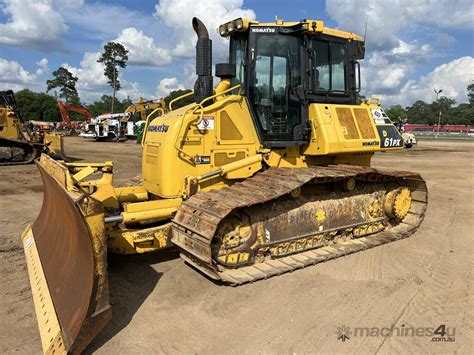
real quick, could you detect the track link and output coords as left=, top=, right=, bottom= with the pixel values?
left=172, top=165, right=428, bottom=285
left=0, top=136, right=41, bottom=166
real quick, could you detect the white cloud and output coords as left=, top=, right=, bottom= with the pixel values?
left=361, top=40, right=433, bottom=94
left=115, top=28, right=172, bottom=67
left=326, top=0, right=473, bottom=51
left=63, top=51, right=151, bottom=102
left=156, top=77, right=185, bottom=97
left=376, top=56, right=474, bottom=106
left=62, top=2, right=158, bottom=41
left=154, top=0, right=256, bottom=60
left=35, top=58, right=49, bottom=76
left=0, top=0, right=69, bottom=50
left=53, top=0, right=83, bottom=10
left=0, top=57, right=36, bottom=84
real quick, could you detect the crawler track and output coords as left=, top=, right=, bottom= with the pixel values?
left=0, top=137, right=41, bottom=166
left=172, top=165, right=428, bottom=285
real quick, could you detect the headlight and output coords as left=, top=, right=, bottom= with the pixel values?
left=218, top=18, right=247, bottom=37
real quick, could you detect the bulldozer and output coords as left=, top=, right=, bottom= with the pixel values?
left=0, top=90, right=67, bottom=165
left=21, top=17, right=427, bottom=353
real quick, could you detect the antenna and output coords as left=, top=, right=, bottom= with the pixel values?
left=363, top=21, right=368, bottom=42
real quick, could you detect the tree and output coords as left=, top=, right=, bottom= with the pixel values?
left=15, top=89, right=60, bottom=121
left=97, top=42, right=128, bottom=113
left=163, top=89, right=195, bottom=109
left=86, top=95, right=133, bottom=116
left=385, top=105, right=407, bottom=124
left=451, top=103, right=474, bottom=125
left=467, top=83, right=474, bottom=105
left=431, top=96, right=456, bottom=126
left=406, top=100, right=435, bottom=125
left=46, top=67, right=79, bottom=103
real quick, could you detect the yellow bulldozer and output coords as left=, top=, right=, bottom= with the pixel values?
left=21, top=17, right=427, bottom=353
left=0, top=90, right=66, bottom=165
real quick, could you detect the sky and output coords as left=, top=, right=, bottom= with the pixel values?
left=0, top=0, right=473, bottom=107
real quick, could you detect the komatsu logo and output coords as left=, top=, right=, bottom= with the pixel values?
left=251, top=27, right=276, bottom=33
left=147, top=124, right=169, bottom=133
left=362, top=141, right=379, bottom=146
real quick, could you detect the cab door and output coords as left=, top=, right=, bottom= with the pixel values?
left=247, top=29, right=306, bottom=146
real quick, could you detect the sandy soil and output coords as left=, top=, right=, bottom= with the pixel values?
left=0, top=137, right=472, bottom=354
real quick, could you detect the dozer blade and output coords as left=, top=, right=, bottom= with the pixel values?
left=21, top=155, right=111, bottom=354
left=44, top=133, right=69, bottom=161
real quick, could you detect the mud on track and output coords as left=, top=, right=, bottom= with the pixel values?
left=1, top=137, right=472, bottom=353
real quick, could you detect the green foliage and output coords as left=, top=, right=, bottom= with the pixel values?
left=14, top=89, right=60, bottom=121
left=97, top=42, right=129, bottom=113
left=86, top=95, right=133, bottom=116
left=46, top=67, right=79, bottom=103
left=163, top=89, right=195, bottom=109
left=97, top=42, right=128, bottom=89
left=386, top=85, right=474, bottom=126
left=467, top=83, right=474, bottom=105
left=385, top=105, right=407, bottom=124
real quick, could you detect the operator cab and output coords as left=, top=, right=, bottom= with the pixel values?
left=220, top=18, right=364, bottom=147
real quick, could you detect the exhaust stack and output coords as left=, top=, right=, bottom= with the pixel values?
left=192, top=17, right=213, bottom=105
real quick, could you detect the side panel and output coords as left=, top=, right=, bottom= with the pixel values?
left=142, top=96, right=261, bottom=198
left=302, top=102, right=403, bottom=156
left=0, top=108, right=21, bottom=140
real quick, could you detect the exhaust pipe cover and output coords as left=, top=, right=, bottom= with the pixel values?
left=192, top=17, right=213, bottom=105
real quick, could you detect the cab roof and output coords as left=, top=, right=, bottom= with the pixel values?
left=218, top=18, right=364, bottom=42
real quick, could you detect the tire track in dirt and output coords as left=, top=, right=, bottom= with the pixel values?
left=377, top=206, right=471, bottom=353
left=0, top=250, right=40, bottom=354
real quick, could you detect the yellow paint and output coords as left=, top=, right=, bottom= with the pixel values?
left=21, top=228, right=67, bottom=354
left=108, top=223, right=172, bottom=254
left=394, top=188, right=412, bottom=219
left=218, top=18, right=363, bottom=42
left=0, top=107, right=22, bottom=140
left=384, top=188, right=412, bottom=220
left=315, top=209, right=326, bottom=224
left=367, top=199, right=382, bottom=218
left=43, top=133, right=64, bottom=157
left=218, top=252, right=249, bottom=264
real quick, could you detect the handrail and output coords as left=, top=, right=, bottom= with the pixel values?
left=191, top=84, right=241, bottom=126
left=171, top=84, right=242, bottom=162
left=141, top=107, right=165, bottom=146
left=198, top=84, right=241, bottom=110
left=169, top=91, right=195, bottom=111
left=173, top=105, right=201, bottom=161
left=366, top=97, right=381, bottom=106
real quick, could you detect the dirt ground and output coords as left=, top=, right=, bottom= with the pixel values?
left=0, top=137, right=473, bottom=354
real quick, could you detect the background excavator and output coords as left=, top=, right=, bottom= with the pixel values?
left=21, top=17, right=427, bottom=353
left=56, top=100, right=93, bottom=135
left=0, top=90, right=67, bottom=165
left=124, top=97, right=165, bottom=139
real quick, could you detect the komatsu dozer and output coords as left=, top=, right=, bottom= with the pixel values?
left=22, top=17, right=427, bottom=353
left=0, top=90, right=67, bottom=165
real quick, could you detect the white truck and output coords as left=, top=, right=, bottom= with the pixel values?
left=83, top=112, right=130, bottom=141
